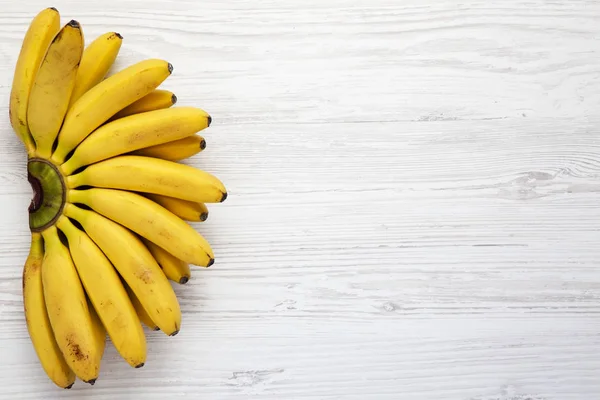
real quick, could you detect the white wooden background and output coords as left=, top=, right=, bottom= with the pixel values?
left=0, top=0, right=600, bottom=399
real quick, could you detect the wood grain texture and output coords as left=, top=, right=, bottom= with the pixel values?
left=1, top=0, right=600, bottom=398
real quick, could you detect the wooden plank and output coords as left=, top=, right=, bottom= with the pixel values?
left=0, top=0, right=599, bottom=398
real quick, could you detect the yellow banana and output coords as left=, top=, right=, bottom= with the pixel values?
left=57, top=216, right=147, bottom=368
left=69, top=31, right=123, bottom=106
left=143, top=239, right=191, bottom=284
left=132, top=134, right=206, bottom=161
left=145, top=193, right=208, bottom=222
left=61, top=107, right=211, bottom=175
left=28, top=21, right=83, bottom=159
left=68, top=188, right=214, bottom=267
left=87, top=299, right=107, bottom=376
left=23, top=232, right=75, bottom=389
left=67, top=155, right=227, bottom=204
left=125, top=283, right=159, bottom=331
left=41, top=226, right=102, bottom=384
left=52, top=58, right=172, bottom=164
left=111, top=89, right=177, bottom=119
left=63, top=204, right=181, bottom=336
left=9, top=7, right=60, bottom=154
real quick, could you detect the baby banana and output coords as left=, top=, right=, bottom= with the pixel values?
left=132, top=134, right=206, bottom=161
left=125, top=283, right=160, bottom=331
left=69, top=31, right=123, bottom=106
left=87, top=301, right=107, bottom=375
left=145, top=193, right=209, bottom=222
left=41, top=226, right=102, bottom=384
left=143, top=238, right=192, bottom=284
left=9, top=7, right=60, bottom=154
left=112, top=89, right=177, bottom=119
left=27, top=21, right=83, bottom=159
left=67, top=155, right=226, bottom=204
left=22, top=232, right=75, bottom=389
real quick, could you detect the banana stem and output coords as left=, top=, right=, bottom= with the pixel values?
left=27, top=172, right=43, bottom=213
left=27, top=158, right=66, bottom=231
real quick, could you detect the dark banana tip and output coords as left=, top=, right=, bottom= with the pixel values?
left=170, top=330, right=180, bottom=337
left=135, top=363, right=145, bottom=369
left=200, top=138, right=207, bottom=150
left=220, top=192, right=228, bottom=202
left=167, top=63, right=174, bottom=74
left=207, top=115, right=212, bottom=127
left=153, top=327, right=161, bottom=331
left=86, top=378, right=97, bottom=386
left=171, top=94, right=177, bottom=105
left=207, top=258, right=215, bottom=268
left=65, top=383, right=74, bottom=389
left=67, top=20, right=80, bottom=28
left=115, top=32, right=123, bottom=39
left=49, top=7, right=58, bottom=11
left=179, top=276, right=189, bottom=284
left=200, top=211, right=208, bottom=221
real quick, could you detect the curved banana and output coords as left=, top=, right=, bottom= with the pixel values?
left=9, top=7, right=60, bottom=154
left=28, top=21, right=83, bottom=159
left=132, top=134, right=206, bottom=162
left=68, top=188, right=214, bottom=267
left=67, top=155, right=226, bottom=204
left=57, top=216, right=147, bottom=368
left=143, top=239, right=191, bottom=284
left=62, top=107, right=211, bottom=175
left=111, top=89, right=177, bottom=119
left=41, top=226, right=102, bottom=384
left=52, top=58, right=172, bottom=164
left=69, top=31, right=123, bottom=107
left=125, top=283, right=159, bottom=331
left=23, top=232, right=75, bottom=389
left=63, top=204, right=181, bottom=336
left=145, top=193, right=208, bottom=222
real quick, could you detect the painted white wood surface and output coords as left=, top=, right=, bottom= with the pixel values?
left=0, top=0, right=600, bottom=399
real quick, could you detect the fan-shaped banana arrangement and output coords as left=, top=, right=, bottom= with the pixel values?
left=10, top=8, right=227, bottom=388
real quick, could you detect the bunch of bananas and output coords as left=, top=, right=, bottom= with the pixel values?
left=10, top=8, right=227, bottom=389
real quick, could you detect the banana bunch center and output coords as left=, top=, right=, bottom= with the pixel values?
left=28, top=158, right=65, bottom=230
